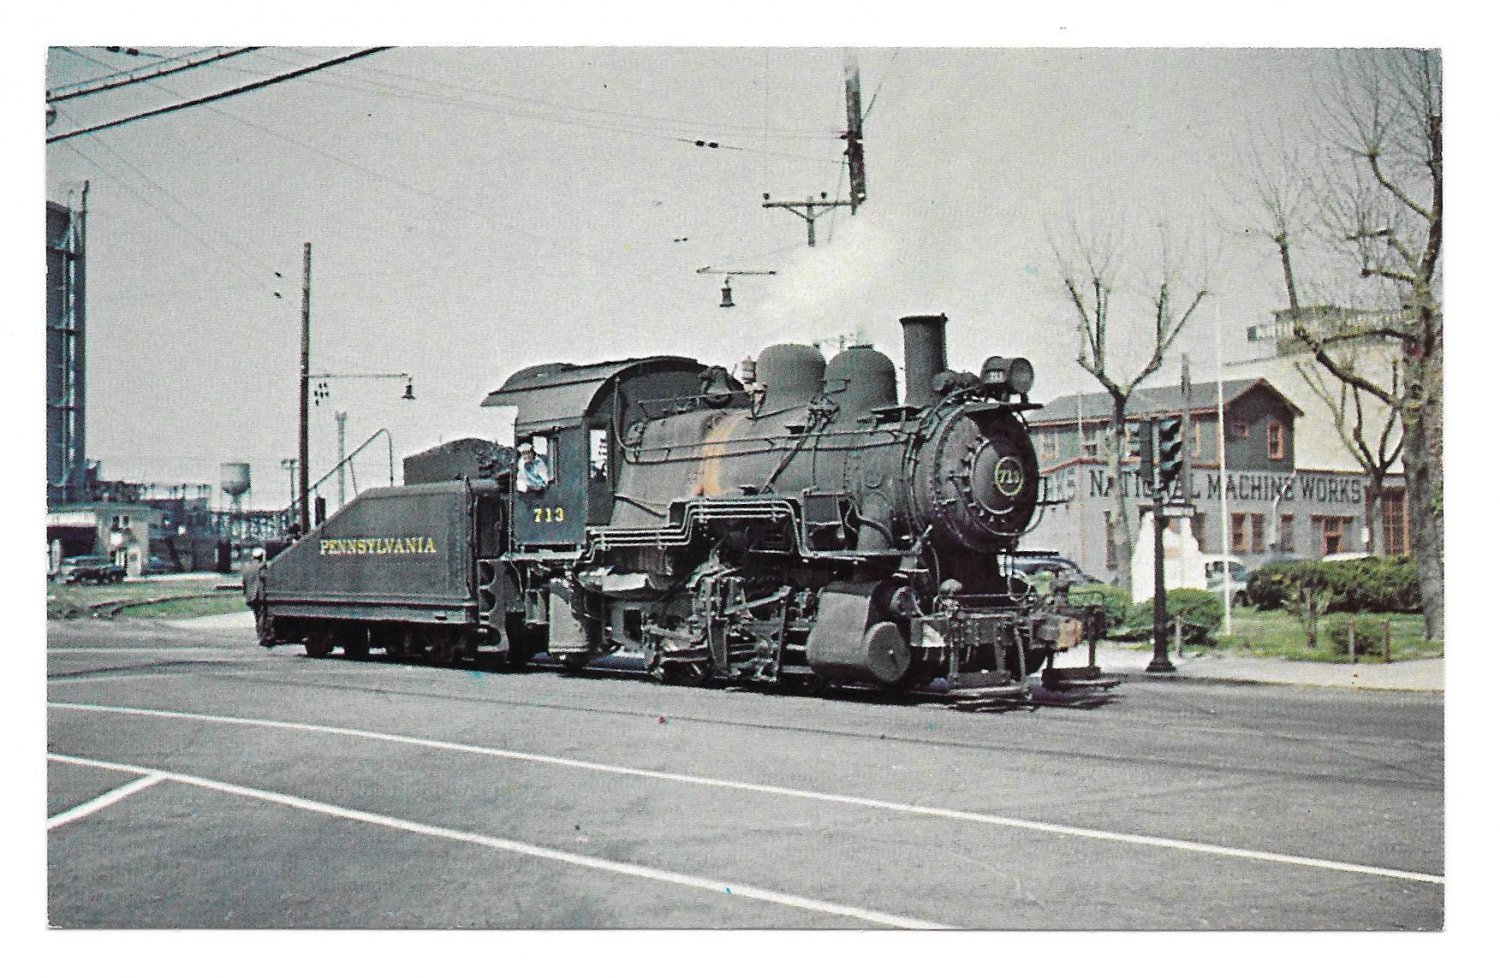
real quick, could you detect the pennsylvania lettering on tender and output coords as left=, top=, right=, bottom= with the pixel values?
left=319, top=536, right=439, bottom=556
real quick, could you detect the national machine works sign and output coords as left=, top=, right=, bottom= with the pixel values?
left=1045, top=467, right=1370, bottom=504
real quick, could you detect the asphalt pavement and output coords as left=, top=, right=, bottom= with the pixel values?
left=171, top=612, right=1447, bottom=693
left=48, top=613, right=1444, bottom=931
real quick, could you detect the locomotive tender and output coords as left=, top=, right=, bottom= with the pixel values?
left=246, top=314, right=1109, bottom=702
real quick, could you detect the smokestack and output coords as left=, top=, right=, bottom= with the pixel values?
left=900, top=314, right=948, bottom=407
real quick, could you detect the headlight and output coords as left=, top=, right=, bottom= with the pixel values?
left=980, top=356, right=1035, bottom=397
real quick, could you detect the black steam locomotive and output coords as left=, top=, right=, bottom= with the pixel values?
left=245, top=314, right=1112, bottom=703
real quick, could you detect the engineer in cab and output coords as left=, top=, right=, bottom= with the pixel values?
left=515, top=440, right=550, bottom=494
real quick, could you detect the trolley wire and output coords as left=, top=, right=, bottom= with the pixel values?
left=47, top=47, right=393, bottom=144
left=47, top=47, right=263, bottom=103
left=228, top=49, right=842, bottom=163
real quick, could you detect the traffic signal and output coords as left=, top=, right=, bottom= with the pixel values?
left=1157, top=417, right=1185, bottom=487
left=1132, top=422, right=1154, bottom=482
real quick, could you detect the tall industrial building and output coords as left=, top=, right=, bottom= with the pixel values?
left=47, top=192, right=89, bottom=505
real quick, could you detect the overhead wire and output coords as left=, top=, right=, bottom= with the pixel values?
left=325, top=50, right=835, bottom=138
left=54, top=136, right=280, bottom=297
left=223, top=49, right=842, bottom=163
left=51, top=104, right=286, bottom=294
left=48, top=46, right=218, bottom=93
left=109, top=57, right=791, bottom=289
left=47, top=47, right=393, bottom=144
left=53, top=46, right=137, bottom=77
left=48, top=47, right=264, bottom=103
left=49, top=102, right=285, bottom=291
left=51, top=47, right=844, bottom=311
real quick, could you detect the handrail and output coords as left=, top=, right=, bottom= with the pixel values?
left=281, top=428, right=395, bottom=529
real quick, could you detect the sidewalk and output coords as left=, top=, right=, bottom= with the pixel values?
left=1074, top=641, right=1444, bottom=693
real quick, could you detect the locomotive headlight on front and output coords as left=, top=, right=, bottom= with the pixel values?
left=980, top=356, right=1035, bottom=398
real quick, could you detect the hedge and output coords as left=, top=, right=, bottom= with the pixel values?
left=1066, top=583, right=1132, bottom=630
left=1121, top=588, right=1225, bottom=645
left=1247, top=557, right=1419, bottom=614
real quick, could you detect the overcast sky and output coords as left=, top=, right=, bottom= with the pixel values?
left=34, top=17, right=1459, bottom=511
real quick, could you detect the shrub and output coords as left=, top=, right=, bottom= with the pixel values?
left=1283, top=568, right=1333, bottom=648
left=1066, top=583, right=1132, bottom=630
left=1122, top=588, right=1225, bottom=644
left=1323, top=614, right=1388, bottom=659
left=1247, top=557, right=1420, bottom=614
left=1247, top=561, right=1301, bottom=610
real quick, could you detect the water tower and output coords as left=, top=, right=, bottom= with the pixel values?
left=220, top=462, right=251, bottom=541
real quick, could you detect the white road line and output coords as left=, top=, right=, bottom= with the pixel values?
left=48, top=700, right=1445, bottom=887
left=47, top=648, right=245, bottom=656
left=48, top=674, right=189, bottom=685
left=45, top=752, right=945, bottom=930
left=46, top=773, right=166, bottom=830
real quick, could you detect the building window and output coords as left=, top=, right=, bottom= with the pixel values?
left=1382, top=488, right=1409, bottom=556
left=1103, top=512, right=1117, bottom=570
left=1266, top=421, right=1285, bottom=460
left=1082, top=429, right=1100, bottom=459
left=1192, top=421, right=1204, bottom=460
left=1250, top=513, right=1266, bottom=553
left=1190, top=513, right=1208, bottom=550
left=1230, top=513, right=1247, bottom=553
left=1279, top=513, right=1295, bottom=552
left=1040, top=430, right=1060, bottom=460
left=1230, top=419, right=1250, bottom=439
left=1313, top=515, right=1353, bottom=557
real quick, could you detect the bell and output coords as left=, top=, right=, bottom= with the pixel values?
left=719, top=280, right=735, bottom=308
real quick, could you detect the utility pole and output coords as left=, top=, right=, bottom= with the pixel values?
left=761, top=193, right=853, bottom=247
left=335, top=410, right=348, bottom=509
left=761, top=51, right=868, bottom=246
left=842, top=50, right=867, bottom=214
left=298, top=242, right=311, bottom=532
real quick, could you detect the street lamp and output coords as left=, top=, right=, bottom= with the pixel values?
left=297, top=238, right=417, bottom=529
left=300, top=371, right=414, bottom=528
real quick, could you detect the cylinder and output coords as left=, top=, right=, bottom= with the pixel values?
left=900, top=314, right=948, bottom=407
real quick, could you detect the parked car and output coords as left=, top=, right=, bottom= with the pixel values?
left=145, top=555, right=175, bottom=575
left=1007, top=554, right=1103, bottom=587
left=1202, top=554, right=1249, bottom=606
left=56, top=554, right=126, bottom=585
left=1321, top=552, right=1373, bottom=563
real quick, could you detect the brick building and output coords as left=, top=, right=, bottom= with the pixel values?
left=1022, top=377, right=1408, bottom=586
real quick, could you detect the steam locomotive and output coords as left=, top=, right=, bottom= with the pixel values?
left=245, top=314, right=1113, bottom=703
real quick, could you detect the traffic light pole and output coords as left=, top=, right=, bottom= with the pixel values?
left=1146, top=418, right=1177, bottom=673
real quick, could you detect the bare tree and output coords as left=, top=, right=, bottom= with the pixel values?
left=1245, top=50, right=1442, bottom=638
left=1059, top=227, right=1208, bottom=597
left=1294, top=355, right=1405, bottom=555
left=1244, top=140, right=1407, bottom=557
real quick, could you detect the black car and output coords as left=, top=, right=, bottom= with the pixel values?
left=1006, top=554, right=1102, bottom=587
left=57, top=555, right=127, bottom=584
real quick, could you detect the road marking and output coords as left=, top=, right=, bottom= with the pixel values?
left=46, top=773, right=166, bottom=830
left=47, top=648, right=247, bottom=655
left=45, top=752, right=945, bottom=930
left=48, top=700, right=1445, bottom=887
left=48, top=674, right=189, bottom=685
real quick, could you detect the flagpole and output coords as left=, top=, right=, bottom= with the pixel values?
left=1216, top=299, right=1233, bottom=636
